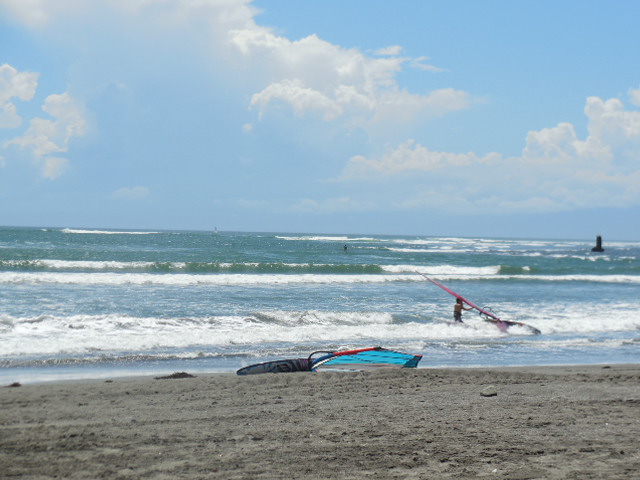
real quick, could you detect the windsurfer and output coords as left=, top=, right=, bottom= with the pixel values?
left=454, top=298, right=471, bottom=322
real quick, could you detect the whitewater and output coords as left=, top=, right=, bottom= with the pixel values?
left=0, top=227, right=638, bottom=383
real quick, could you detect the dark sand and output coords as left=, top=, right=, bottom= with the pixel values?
left=1, top=365, right=639, bottom=479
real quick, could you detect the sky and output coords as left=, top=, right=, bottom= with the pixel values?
left=1, top=0, right=639, bottom=240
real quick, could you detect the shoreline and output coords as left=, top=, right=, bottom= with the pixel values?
left=1, top=364, right=639, bottom=479
left=2, top=360, right=638, bottom=387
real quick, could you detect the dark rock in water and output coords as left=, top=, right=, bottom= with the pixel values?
left=155, top=372, right=196, bottom=380
left=591, top=235, right=604, bottom=252
left=6, top=382, right=21, bottom=388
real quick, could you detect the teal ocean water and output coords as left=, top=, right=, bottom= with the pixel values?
left=1, top=227, right=639, bottom=383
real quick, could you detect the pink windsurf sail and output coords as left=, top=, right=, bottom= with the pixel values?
left=416, top=272, right=541, bottom=334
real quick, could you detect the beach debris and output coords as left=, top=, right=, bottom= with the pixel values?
left=155, top=372, right=196, bottom=380
left=5, top=382, right=22, bottom=388
left=480, top=385, right=497, bottom=397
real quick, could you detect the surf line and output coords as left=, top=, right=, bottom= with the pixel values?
left=416, top=272, right=541, bottom=335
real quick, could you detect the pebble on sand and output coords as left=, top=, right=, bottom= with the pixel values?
left=481, top=385, right=498, bottom=397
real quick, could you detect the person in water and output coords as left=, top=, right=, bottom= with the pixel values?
left=454, top=298, right=471, bottom=322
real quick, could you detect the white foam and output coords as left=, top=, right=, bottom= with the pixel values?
left=0, top=313, right=246, bottom=357
left=394, top=265, right=501, bottom=275
left=61, top=228, right=160, bottom=235
left=2, top=270, right=640, bottom=286
left=514, top=302, right=640, bottom=335
left=0, top=310, right=500, bottom=360
left=43, top=259, right=162, bottom=270
left=3, top=300, right=639, bottom=362
left=276, top=235, right=378, bottom=242
left=0, top=271, right=402, bottom=286
left=387, top=247, right=431, bottom=253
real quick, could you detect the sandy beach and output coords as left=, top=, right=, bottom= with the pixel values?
left=1, top=364, right=639, bottom=479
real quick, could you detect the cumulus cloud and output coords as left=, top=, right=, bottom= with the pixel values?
left=1, top=0, right=251, bottom=28
left=629, top=88, right=640, bottom=108
left=250, top=79, right=343, bottom=120
left=3, top=1, right=461, bottom=137
left=337, top=94, right=640, bottom=213
left=9, top=0, right=636, bottom=218
left=584, top=96, right=640, bottom=159
left=409, top=56, right=446, bottom=73
left=5, top=91, right=87, bottom=178
left=0, top=64, right=39, bottom=128
left=0, top=0, right=52, bottom=27
left=229, top=25, right=469, bottom=127
left=41, top=156, right=68, bottom=179
left=338, top=140, right=492, bottom=180
left=376, top=45, right=402, bottom=56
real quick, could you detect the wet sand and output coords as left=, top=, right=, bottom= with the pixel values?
left=1, top=364, right=639, bottom=479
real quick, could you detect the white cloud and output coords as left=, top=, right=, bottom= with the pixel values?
left=113, top=186, right=150, bottom=199
left=42, top=156, right=68, bottom=179
left=336, top=94, right=640, bottom=214
left=409, top=56, right=446, bottom=73
left=0, top=102, right=21, bottom=129
left=1, top=64, right=81, bottom=179
left=2, top=1, right=468, bottom=163
left=5, top=92, right=87, bottom=178
left=230, top=25, right=469, bottom=128
left=250, top=79, right=343, bottom=120
left=0, top=0, right=51, bottom=27
left=0, top=0, right=258, bottom=41
left=370, top=87, right=471, bottom=125
left=247, top=67, right=469, bottom=126
left=584, top=96, right=640, bottom=149
left=376, top=45, right=402, bottom=56
left=522, top=122, right=587, bottom=164
left=338, top=139, right=488, bottom=180
left=8, top=92, right=86, bottom=154
left=0, top=64, right=39, bottom=128
left=629, top=88, right=640, bottom=108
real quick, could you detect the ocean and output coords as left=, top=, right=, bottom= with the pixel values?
left=1, top=226, right=639, bottom=384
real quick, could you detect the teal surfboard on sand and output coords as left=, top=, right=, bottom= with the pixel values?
left=236, top=347, right=423, bottom=375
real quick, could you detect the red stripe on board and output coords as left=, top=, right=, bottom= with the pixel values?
left=331, top=347, right=380, bottom=357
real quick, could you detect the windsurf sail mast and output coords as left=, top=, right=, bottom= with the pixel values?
left=416, top=272, right=500, bottom=321
left=416, top=272, right=541, bottom=334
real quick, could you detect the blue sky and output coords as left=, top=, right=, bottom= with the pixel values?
left=1, top=0, right=639, bottom=239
